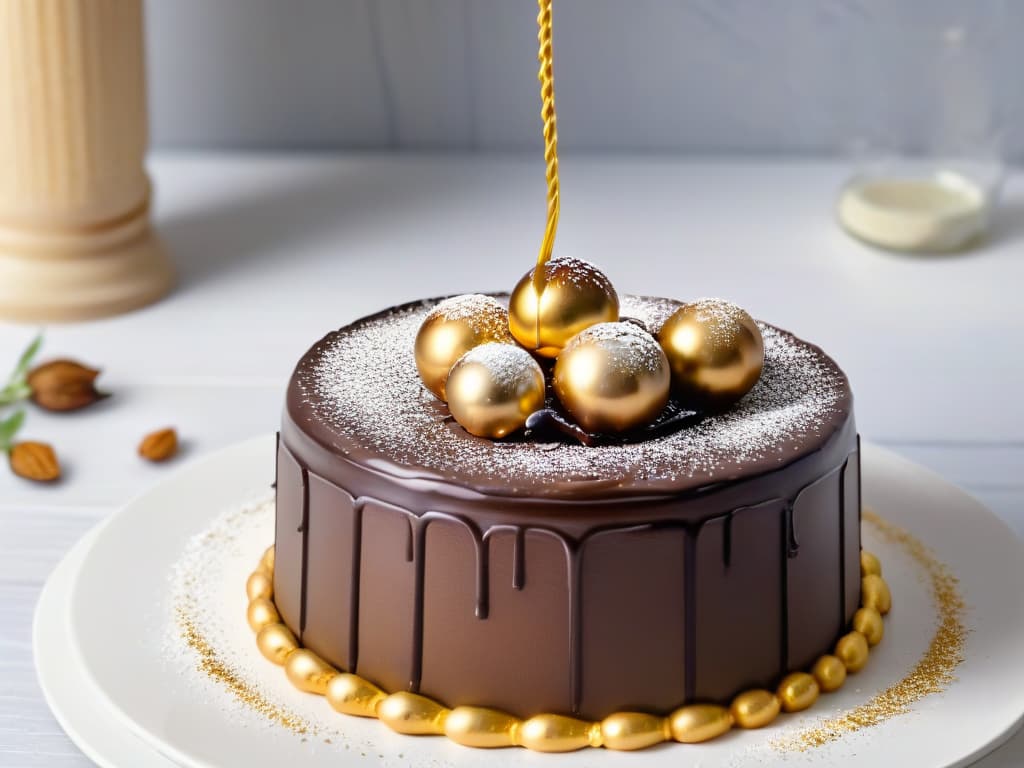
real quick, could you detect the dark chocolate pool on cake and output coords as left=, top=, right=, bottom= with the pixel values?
left=275, top=295, right=860, bottom=720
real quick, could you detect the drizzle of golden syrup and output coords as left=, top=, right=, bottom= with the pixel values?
left=532, top=0, right=560, bottom=350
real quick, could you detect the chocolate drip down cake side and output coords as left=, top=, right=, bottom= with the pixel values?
left=268, top=291, right=873, bottom=748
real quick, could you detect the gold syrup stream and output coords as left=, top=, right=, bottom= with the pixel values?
left=533, top=0, right=560, bottom=349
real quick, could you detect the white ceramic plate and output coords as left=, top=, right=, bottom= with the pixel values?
left=55, top=436, right=1024, bottom=767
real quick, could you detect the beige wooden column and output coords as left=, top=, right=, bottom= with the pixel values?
left=0, top=0, right=173, bottom=322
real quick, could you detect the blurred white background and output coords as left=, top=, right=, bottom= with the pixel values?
left=146, top=0, right=1018, bottom=157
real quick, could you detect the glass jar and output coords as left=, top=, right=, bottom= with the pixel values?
left=836, top=8, right=1006, bottom=253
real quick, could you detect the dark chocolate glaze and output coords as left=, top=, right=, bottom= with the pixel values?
left=275, top=298, right=862, bottom=720
left=286, top=295, right=853, bottom=501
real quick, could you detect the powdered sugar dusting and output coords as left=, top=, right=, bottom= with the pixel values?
left=299, top=295, right=850, bottom=490
left=455, top=342, right=541, bottom=388
left=166, top=498, right=320, bottom=734
left=563, top=321, right=666, bottom=375
left=631, top=296, right=683, bottom=335
left=685, top=297, right=756, bottom=346
left=423, top=293, right=512, bottom=342
left=538, top=256, right=616, bottom=293
left=430, top=293, right=506, bottom=324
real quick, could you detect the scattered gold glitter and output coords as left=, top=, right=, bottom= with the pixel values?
left=176, top=606, right=312, bottom=736
left=774, top=509, right=967, bottom=751
left=171, top=498, right=315, bottom=736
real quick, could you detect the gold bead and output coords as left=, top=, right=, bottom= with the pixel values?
left=246, top=597, right=280, bottom=632
left=445, top=343, right=546, bottom=438
left=600, top=712, right=669, bottom=751
left=812, top=654, right=848, bottom=692
left=517, top=714, right=603, bottom=752
left=261, top=545, right=275, bottom=572
left=860, top=550, right=882, bottom=577
left=246, top=569, right=273, bottom=601
left=414, top=294, right=515, bottom=400
left=443, top=706, right=521, bottom=748
left=835, top=631, right=870, bottom=673
left=377, top=692, right=450, bottom=736
left=508, top=256, right=619, bottom=358
left=668, top=704, right=733, bottom=743
left=553, top=322, right=671, bottom=433
left=325, top=673, right=386, bottom=717
left=284, top=648, right=337, bottom=695
left=862, top=574, right=892, bottom=615
left=777, top=672, right=820, bottom=713
left=255, top=623, right=298, bottom=665
left=730, top=690, right=781, bottom=729
left=853, top=606, right=885, bottom=646
left=657, top=298, right=764, bottom=410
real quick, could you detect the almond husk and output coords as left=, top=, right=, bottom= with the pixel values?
left=27, top=359, right=108, bottom=412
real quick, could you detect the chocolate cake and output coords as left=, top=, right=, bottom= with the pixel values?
left=274, top=294, right=860, bottom=721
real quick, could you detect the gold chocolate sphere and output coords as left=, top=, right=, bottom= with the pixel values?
left=508, top=256, right=619, bottom=357
left=256, top=622, right=299, bottom=665
left=657, top=298, right=764, bottom=410
left=812, top=654, right=847, bottom=692
left=327, top=673, right=387, bottom=717
left=835, top=631, right=870, bottom=673
left=853, top=606, right=885, bottom=646
left=445, top=706, right=521, bottom=748
left=861, top=550, right=883, bottom=577
left=599, top=712, right=668, bottom=751
left=285, top=648, right=337, bottom=695
left=729, top=689, right=780, bottom=729
left=446, top=343, right=546, bottom=439
left=777, top=672, right=819, bottom=713
left=553, top=322, right=670, bottom=433
left=377, top=692, right=450, bottom=736
left=667, top=704, right=733, bottom=743
left=415, top=294, right=515, bottom=400
left=862, top=574, right=892, bottom=615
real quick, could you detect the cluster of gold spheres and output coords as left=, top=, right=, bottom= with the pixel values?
left=414, top=257, right=766, bottom=439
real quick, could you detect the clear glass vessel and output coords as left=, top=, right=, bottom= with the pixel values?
left=836, top=10, right=1006, bottom=253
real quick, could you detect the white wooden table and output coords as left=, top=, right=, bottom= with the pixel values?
left=1, top=154, right=1021, bottom=766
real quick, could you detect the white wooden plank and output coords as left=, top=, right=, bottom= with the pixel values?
left=0, top=581, right=94, bottom=767
left=0, top=508, right=103, bottom=584
left=0, top=385, right=279, bottom=509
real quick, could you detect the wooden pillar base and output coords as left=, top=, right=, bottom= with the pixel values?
left=0, top=0, right=172, bottom=324
left=0, top=219, right=173, bottom=323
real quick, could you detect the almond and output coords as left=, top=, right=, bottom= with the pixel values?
left=9, top=441, right=61, bottom=482
left=27, top=359, right=108, bottom=412
left=139, top=428, right=178, bottom=462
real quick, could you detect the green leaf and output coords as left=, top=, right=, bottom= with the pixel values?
left=0, top=382, right=32, bottom=406
left=9, top=332, right=43, bottom=385
left=0, top=408, right=25, bottom=452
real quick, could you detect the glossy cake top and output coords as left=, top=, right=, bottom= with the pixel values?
left=287, top=295, right=853, bottom=498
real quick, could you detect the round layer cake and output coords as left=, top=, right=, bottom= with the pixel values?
left=275, top=295, right=861, bottom=720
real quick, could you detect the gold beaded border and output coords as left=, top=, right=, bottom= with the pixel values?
left=246, top=546, right=892, bottom=752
